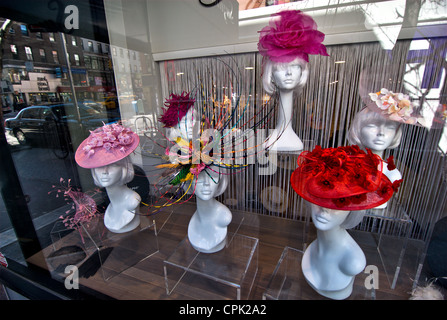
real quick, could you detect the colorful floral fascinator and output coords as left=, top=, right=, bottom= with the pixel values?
left=159, top=91, right=196, bottom=128
left=75, top=123, right=139, bottom=169
left=291, top=145, right=402, bottom=211
left=258, top=9, right=329, bottom=63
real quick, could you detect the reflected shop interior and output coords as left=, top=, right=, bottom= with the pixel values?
left=0, top=0, right=447, bottom=301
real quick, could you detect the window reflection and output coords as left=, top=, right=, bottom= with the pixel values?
left=0, top=18, right=121, bottom=261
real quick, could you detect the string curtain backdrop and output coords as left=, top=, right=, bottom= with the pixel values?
left=156, top=38, right=447, bottom=245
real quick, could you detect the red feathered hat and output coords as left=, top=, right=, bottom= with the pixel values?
left=291, top=145, right=402, bottom=211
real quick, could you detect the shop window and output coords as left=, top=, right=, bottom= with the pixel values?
left=0, top=0, right=446, bottom=302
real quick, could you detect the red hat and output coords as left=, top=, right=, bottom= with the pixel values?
left=291, top=145, right=402, bottom=211
left=75, top=123, right=139, bottom=169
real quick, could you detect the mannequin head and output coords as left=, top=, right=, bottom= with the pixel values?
left=310, top=203, right=366, bottom=231
left=91, top=157, right=134, bottom=188
left=348, top=107, right=402, bottom=152
left=262, top=57, right=309, bottom=95
left=193, top=166, right=228, bottom=200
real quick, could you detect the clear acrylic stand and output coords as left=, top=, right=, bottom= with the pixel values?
left=164, top=232, right=259, bottom=300
left=48, top=216, right=103, bottom=277
left=49, top=215, right=159, bottom=281
left=263, top=246, right=375, bottom=300
left=97, top=215, right=159, bottom=281
left=359, top=203, right=413, bottom=289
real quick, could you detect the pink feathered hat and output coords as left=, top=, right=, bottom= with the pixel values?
left=75, top=123, right=139, bottom=169
left=258, top=9, right=329, bottom=63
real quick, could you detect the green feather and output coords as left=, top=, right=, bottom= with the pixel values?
left=169, top=164, right=191, bottom=185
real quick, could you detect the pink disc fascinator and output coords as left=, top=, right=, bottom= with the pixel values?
left=258, top=9, right=329, bottom=64
left=75, top=122, right=139, bottom=169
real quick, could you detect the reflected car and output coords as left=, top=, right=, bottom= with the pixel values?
left=4, top=102, right=120, bottom=147
left=98, top=96, right=118, bottom=110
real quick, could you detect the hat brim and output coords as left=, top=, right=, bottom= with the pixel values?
left=290, top=167, right=394, bottom=211
left=75, top=133, right=139, bottom=169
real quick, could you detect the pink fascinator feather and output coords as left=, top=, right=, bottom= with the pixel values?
left=159, top=91, right=195, bottom=128
left=258, top=10, right=329, bottom=63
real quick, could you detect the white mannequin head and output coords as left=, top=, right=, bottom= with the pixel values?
left=348, top=107, right=402, bottom=153
left=310, top=203, right=366, bottom=231
left=166, top=108, right=199, bottom=141
left=262, top=57, right=309, bottom=95
left=91, top=157, right=134, bottom=188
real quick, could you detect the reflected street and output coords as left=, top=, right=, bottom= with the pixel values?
left=1, top=111, right=78, bottom=234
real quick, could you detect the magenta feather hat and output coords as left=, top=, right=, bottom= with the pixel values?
left=75, top=123, right=139, bottom=169
left=159, top=91, right=195, bottom=128
left=258, top=9, right=329, bottom=63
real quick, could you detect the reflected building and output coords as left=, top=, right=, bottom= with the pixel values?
left=0, top=18, right=118, bottom=110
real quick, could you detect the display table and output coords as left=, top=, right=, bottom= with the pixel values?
left=26, top=202, right=419, bottom=300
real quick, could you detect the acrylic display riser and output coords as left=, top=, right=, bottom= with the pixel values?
left=263, top=246, right=376, bottom=300
left=164, top=232, right=258, bottom=300
left=362, top=203, right=414, bottom=290
left=49, top=214, right=159, bottom=281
